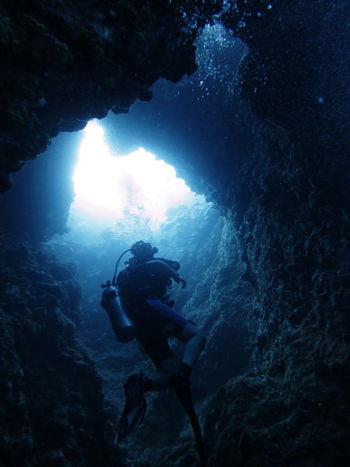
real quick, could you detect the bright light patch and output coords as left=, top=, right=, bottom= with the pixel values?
left=69, top=121, right=196, bottom=231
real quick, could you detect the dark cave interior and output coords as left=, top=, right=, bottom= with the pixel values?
left=0, top=1, right=349, bottom=466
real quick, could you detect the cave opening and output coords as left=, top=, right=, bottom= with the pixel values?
left=1, top=1, right=349, bottom=466
left=0, top=19, right=249, bottom=462
left=69, top=119, right=207, bottom=236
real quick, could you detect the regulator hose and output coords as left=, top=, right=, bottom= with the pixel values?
left=112, top=248, right=131, bottom=285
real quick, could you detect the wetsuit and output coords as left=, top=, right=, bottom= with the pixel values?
left=117, top=258, right=189, bottom=366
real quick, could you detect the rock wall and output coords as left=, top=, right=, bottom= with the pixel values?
left=201, top=1, right=350, bottom=465
left=158, top=208, right=252, bottom=395
left=0, top=0, right=349, bottom=466
left=0, top=4, right=224, bottom=462
left=0, top=131, right=81, bottom=244
left=0, top=0, right=222, bottom=192
left=49, top=204, right=252, bottom=462
left=0, top=240, right=121, bottom=466
left=102, top=25, right=252, bottom=207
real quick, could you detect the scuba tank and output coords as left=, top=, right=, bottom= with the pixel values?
left=100, top=246, right=182, bottom=343
left=101, top=284, right=136, bottom=343
left=100, top=250, right=136, bottom=343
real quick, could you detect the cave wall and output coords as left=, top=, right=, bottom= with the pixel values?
left=0, top=241, right=121, bottom=466
left=0, top=131, right=82, bottom=244
left=201, top=1, right=350, bottom=466
left=101, top=29, right=252, bottom=205
left=0, top=0, right=349, bottom=466
left=0, top=1, right=224, bottom=466
left=158, top=207, right=252, bottom=395
left=49, top=203, right=252, bottom=461
left=0, top=0, right=222, bottom=192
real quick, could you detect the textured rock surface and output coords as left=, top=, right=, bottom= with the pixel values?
left=0, top=0, right=222, bottom=191
left=102, top=26, right=252, bottom=207
left=159, top=208, right=252, bottom=395
left=0, top=0, right=349, bottom=466
left=201, top=1, right=350, bottom=465
left=0, top=240, right=121, bottom=466
left=48, top=203, right=251, bottom=463
left=0, top=131, right=81, bottom=244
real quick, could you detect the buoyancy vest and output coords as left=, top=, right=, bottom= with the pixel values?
left=117, top=258, right=180, bottom=303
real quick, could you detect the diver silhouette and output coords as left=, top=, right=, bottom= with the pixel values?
left=101, top=240, right=206, bottom=464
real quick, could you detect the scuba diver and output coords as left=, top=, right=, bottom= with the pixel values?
left=101, top=241, right=206, bottom=463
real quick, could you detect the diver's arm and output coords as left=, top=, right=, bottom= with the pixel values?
left=175, top=276, right=187, bottom=288
left=147, top=260, right=187, bottom=288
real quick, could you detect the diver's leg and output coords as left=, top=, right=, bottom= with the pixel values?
left=137, top=334, right=180, bottom=392
left=144, top=300, right=206, bottom=369
left=177, top=323, right=206, bottom=369
left=145, top=369, right=169, bottom=391
left=144, top=358, right=180, bottom=391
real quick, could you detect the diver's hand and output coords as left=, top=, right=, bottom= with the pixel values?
left=174, top=275, right=186, bottom=288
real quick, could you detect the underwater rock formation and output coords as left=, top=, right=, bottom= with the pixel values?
left=158, top=208, right=252, bottom=395
left=0, top=0, right=222, bottom=192
left=48, top=204, right=252, bottom=461
left=0, top=241, right=120, bottom=466
left=0, top=0, right=349, bottom=466
left=0, top=2, right=225, bottom=465
left=0, top=131, right=82, bottom=244
left=201, top=1, right=350, bottom=465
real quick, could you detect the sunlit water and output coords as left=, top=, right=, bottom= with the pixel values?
left=68, top=121, right=203, bottom=238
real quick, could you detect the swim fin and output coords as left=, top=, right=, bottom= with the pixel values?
left=115, top=373, right=147, bottom=444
